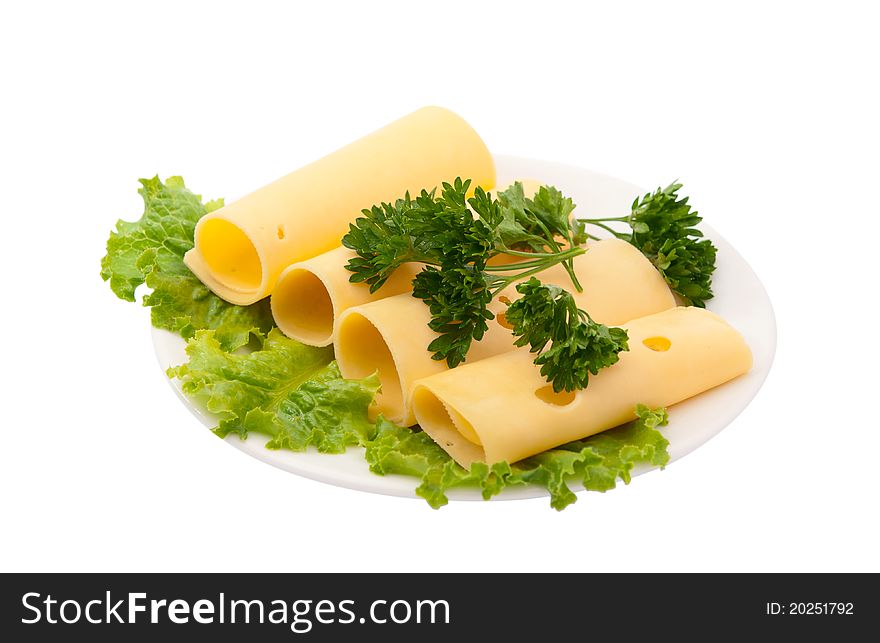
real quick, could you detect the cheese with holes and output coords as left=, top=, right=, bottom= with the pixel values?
left=411, top=306, right=752, bottom=466
left=270, top=179, right=545, bottom=346
left=184, top=107, right=495, bottom=305
left=334, top=238, right=676, bottom=425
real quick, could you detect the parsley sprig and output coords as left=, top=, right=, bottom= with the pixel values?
left=343, top=179, right=583, bottom=295
left=505, top=278, right=630, bottom=392
left=343, top=179, right=626, bottom=387
left=580, top=182, right=716, bottom=307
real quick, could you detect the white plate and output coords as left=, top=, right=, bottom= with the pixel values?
left=152, top=155, right=777, bottom=503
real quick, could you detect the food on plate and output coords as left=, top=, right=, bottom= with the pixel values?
left=412, top=306, right=752, bottom=466
left=184, top=107, right=495, bottom=305
left=100, top=106, right=752, bottom=510
left=334, top=238, right=675, bottom=425
left=341, top=178, right=648, bottom=392
left=270, top=178, right=546, bottom=347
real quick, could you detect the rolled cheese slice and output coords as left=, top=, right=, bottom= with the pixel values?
left=184, top=106, right=495, bottom=305
left=334, top=238, right=676, bottom=425
left=270, top=247, right=421, bottom=346
left=412, top=306, right=753, bottom=466
left=269, top=178, right=545, bottom=346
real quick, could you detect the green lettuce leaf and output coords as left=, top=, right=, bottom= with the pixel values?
left=100, top=175, right=208, bottom=301
left=364, top=416, right=518, bottom=508
left=168, top=328, right=380, bottom=453
left=365, top=404, right=670, bottom=510
left=100, top=176, right=273, bottom=350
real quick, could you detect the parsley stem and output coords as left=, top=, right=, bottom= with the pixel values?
left=561, top=230, right=582, bottom=292
left=495, top=247, right=570, bottom=259
left=532, top=218, right=562, bottom=253
left=491, top=245, right=586, bottom=291
left=581, top=220, right=628, bottom=238
left=487, top=247, right=586, bottom=296
left=484, top=258, right=565, bottom=271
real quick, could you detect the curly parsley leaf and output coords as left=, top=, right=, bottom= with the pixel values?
left=494, top=181, right=551, bottom=252
left=505, top=278, right=630, bottom=392
left=627, top=182, right=716, bottom=307
left=527, top=185, right=577, bottom=241
left=343, top=178, right=589, bottom=381
left=341, top=194, right=425, bottom=292
left=412, top=266, right=495, bottom=367
left=581, top=181, right=717, bottom=307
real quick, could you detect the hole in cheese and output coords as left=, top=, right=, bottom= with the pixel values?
left=495, top=296, right=514, bottom=329
left=534, top=385, right=576, bottom=406
left=277, top=225, right=285, bottom=240
left=335, top=312, right=403, bottom=420
left=197, top=219, right=262, bottom=292
left=642, top=336, right=672, bottom=352
left=495, top=311, right=514, bottom=330
left=271, top=269, right=334, bottom=346
left=412, top=388, right=482, bottom=446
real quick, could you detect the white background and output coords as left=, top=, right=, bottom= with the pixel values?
left=1, top=0, right=878, bottom=573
